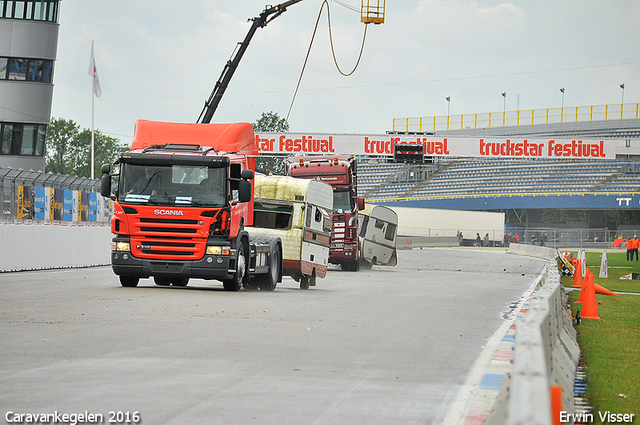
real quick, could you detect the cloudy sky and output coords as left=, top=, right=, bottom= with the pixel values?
left=51, top=0, right=640, bottom=145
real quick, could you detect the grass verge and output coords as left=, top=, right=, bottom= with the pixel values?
left=560, top=250, right=639, bottom=420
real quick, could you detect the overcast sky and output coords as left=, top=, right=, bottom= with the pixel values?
left=51, top=0, right=640, bottom=146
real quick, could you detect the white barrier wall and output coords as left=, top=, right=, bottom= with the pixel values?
left=485, top=259, right=580, bottom=425
left=0, top=225, right=112, bottom=272
left=507, top=242, right=557, bottom=260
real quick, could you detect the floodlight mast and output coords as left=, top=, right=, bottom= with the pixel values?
left=197, top=0, right=304, bottom=124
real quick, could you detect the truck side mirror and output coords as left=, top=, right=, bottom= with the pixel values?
left=241, top=169, right=254, bottom=180
left=238, top=180, right=252, bottom=203
left=100, top=163, right=113, bottom=198
left=356, top=197, right=365, bottom=211
left=100, top=174, right=112, bottom=198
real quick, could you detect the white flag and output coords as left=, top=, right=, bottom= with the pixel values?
left=88, top=41, right=102, bottom=98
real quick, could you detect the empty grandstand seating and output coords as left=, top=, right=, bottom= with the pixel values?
left=358, top=158, right=640, bottom=200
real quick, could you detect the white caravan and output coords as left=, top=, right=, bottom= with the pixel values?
left=249, top=175, right=333, bottom=289
left=358, top=204, right=398, bottom=267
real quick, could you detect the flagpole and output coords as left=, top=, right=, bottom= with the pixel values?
left=90, top=39, right=95, bottom=180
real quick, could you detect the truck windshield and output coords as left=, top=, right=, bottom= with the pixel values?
left=117, top=163, right=226, bottom=206
left=333, top=190, right=354, bottom=214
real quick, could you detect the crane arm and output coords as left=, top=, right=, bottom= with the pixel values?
left=197, top=0, right=304, bottom=124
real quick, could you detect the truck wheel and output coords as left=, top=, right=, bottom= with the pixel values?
left=300, top=270, right=315, bottom=290
left=358, top=258, right=372, bottom=270
left=120, top=276, right=139, bottom=287
left=342, top=261, right=359, bottom=271
left=300, top=275, right=310, bottom=290
left=171, top=278, right=189, bottom=287
left=223, top=242, right=247, bottom=291
left=258, top=247, right=279, bottom=291
left=154, top=277, right=170, bottom=286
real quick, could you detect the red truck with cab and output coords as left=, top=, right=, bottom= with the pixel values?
left=285, top=155, right=364, bottom=271
left=100, top=120, right=282, bottom=291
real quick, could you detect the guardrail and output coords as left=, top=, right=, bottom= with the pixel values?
left=393, top=102, right=640, bottom=132
left=482, top=246, right=580, bottom=424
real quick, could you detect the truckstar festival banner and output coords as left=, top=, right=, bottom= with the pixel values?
left=254, top=133, right=618, bottom=159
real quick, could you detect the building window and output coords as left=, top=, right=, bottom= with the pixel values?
left=1, top=0, right=59, bottom=22
left=0, top=58, right=6, bottom=79
left=0, top=123, right=47, bottom=157
left=8, top=58, right=27, bottom=80
left=1, top=57, right=53, bottom=83
left=21, top=124, right=36, bottom=155
left=28, top=59, right=51, bottom=82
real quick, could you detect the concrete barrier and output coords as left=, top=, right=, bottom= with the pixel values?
left=0, top=224, right=112, bottom=272
left=485, top=260, right=580, bottom=425
left=507, top=243, right=557, bottom=260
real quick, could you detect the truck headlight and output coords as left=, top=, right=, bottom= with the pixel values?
left=206, top=246, right=230, bottom=255
left=111, top=241, right=131, bottom=252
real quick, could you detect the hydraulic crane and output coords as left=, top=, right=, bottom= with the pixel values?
left=197, top=0, right=304, bottom=124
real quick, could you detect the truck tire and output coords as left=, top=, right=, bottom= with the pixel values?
left=342, top=260, right=359, bottom=271
left=223, top=240, right=247, bottom=291
left=154, top=277, right=171, bottom=286
left=258, top=246, right=280, bottom=291
left=120, top=276, right=139, bottom=287
left=300, top=269, right=315, bottom=290
left=171, top=278, right=189, bottom=287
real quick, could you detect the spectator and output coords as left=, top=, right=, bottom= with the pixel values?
left=630, top=235, right=640, bottom=261
left=540, top=232, right=548, bottom=247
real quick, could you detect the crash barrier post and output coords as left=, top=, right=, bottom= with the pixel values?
left=0, top=224, right=112, bottom=272
left=485, top=259, right=580, bottom=425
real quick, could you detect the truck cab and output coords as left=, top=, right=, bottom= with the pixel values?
left=101, top=120, right=282, bottom=291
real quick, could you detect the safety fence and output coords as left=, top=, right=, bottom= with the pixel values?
left=395, top=226, right=640, bottom=250
left=0, top=167, right=112, bottom=225
left=393, top=102, right=640, bottom=133
left=513, top=227, right=640, bottom=250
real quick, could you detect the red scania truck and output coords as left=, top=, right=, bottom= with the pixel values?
left=285, top=155, right=365, bottom=271
left=100, top=120, right=282, bottom=291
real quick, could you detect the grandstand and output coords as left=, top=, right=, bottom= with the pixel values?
left=359, top=157, right=639, bottom=200
left=359, top=111, right=640, bottom=206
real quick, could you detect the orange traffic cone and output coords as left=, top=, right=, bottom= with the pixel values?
left=550, top=385, right=563, bottom=425
left=575, top=270, right=591, bottom=303
left=580, top=272, right=600, bottom=320
left=594, top=283, right=619, bottom=296
left=572, top=260, right=583, bottom=287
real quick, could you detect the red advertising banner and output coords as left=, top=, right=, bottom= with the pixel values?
left=255, top=133, right=618, bottom=159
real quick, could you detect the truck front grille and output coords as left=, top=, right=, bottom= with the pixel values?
left=132, top=217, right=205, bottom=259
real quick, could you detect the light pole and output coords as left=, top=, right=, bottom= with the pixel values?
left=620, top=84, right=625, bottom=118
left=446, top=96, right=451, bottom=130
left=501, top=92, right=507, bottom=125
left=560, top=88, right=565, bottom=122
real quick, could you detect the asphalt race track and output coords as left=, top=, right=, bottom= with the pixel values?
left=0, top=248, right=547, bottom=425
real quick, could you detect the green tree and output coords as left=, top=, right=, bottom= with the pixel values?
left=45, top=118, right=127, bottom=178
left=252, top=111, right=289, bottom=175
left=253, top=111, right=290, bottom=132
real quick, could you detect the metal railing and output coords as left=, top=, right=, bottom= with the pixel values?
left=1, top=167, right=111, bottom=225
left=392, top=102, right=640, bottom=132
